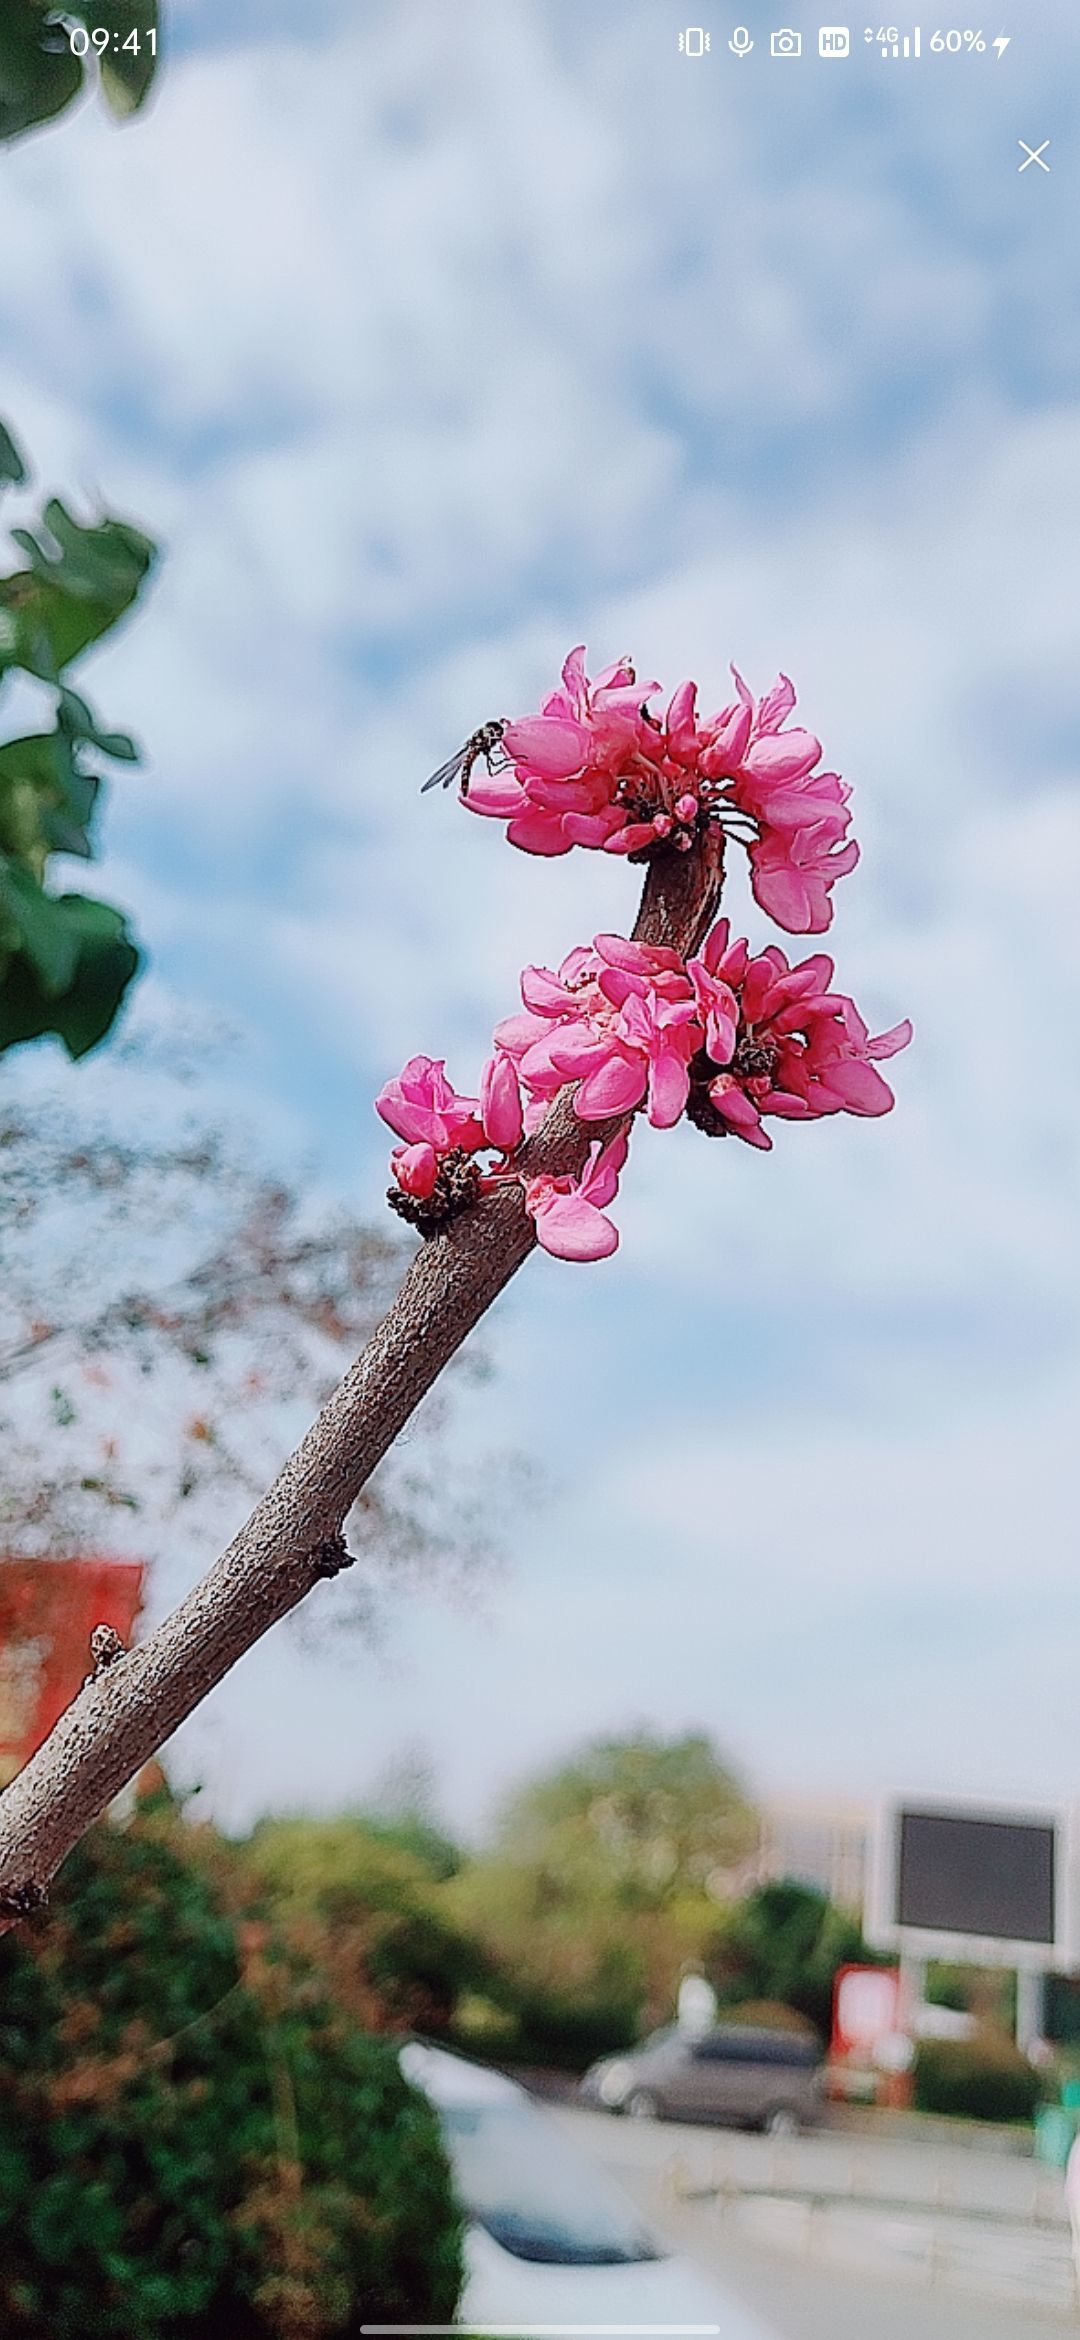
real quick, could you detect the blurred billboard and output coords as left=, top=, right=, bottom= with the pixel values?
left=867, top=1798, right=1080, bottom=1971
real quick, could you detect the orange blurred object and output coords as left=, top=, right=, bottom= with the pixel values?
left=0, top=1556, right=144, bottom=1786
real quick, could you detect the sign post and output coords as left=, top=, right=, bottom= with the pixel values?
left=867, top=1796, right=1079, bottom=2057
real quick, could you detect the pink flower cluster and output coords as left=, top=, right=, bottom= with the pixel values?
left=376, top=1053, right=628, bottom=1263
left=495, top=923, right=911, bottom=1154
left=375, top=926, right=910, bottom=1259
left=377, top=644, right=910, bottom=1260
left=465, top=649, right=857, bottom=935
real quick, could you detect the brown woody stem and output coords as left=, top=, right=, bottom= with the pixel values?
left=0, top=834, right=724, bottom=1923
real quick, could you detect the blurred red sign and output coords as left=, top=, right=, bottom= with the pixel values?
left=0, top=1556, right=144, bottom=1786
left=831, top=1962, right=902, bottom=2059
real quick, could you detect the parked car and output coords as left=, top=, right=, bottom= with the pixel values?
left=581, top=2022, right=825, bottom=2133
left=402, top=2041, right=780, bottom=2331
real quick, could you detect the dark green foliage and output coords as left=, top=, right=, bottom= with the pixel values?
left=0, top=889, right=140, bottom=1057
left=0, top=0, right=159, bottom=143
left=0, top=422, right=27, bottom=490
left=913, top=2036, right=1044, bottom=2125
left=0, top=1802, right=463, bottom=2337
left=248, top=1817, right=492, bottom=2038
left=1045, top=1973, right=1080, bottom=2047
left=713, top=1880, right=873, bottom=2039
left=441, top=1732, right=758, bottom=2065
left=502, top=1981, right=641, bottom=2070
left=1, top=502, right=154, bottom=680
left=249, top=1814, right=644, bottom=2071
left=923, top=1964, right=978, bottom=2015
left=360, top=1812, right=464, bottom=1885
left=0, top=16, right=157, bottom=1050
left=496, top=1728, right=756, bottom=1910
left=0, top=425, right=155, bottom=1058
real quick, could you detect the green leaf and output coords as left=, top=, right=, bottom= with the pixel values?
left=0, top=501, right=155, bottom=680
left=0, top=731, right=93, bottom=871
left=58, top=685, right=140, bottom=760
left=0, top=1, right=159, bottom=144
left=0, top=419, right=27, bottom=490
left=0, top=5, right=82, bottom=144
left=71, top=0, right=160, bottom=117
left=0, top=887, right=140, bottom=1058
left=0, top=861, right=82, bottom=991
left=0, top=698, right=133, bottom=867
left=0, top=424, right=154, bottom=1060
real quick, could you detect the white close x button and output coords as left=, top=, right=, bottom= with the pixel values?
left=1018, top=139, right=1051, bottom=173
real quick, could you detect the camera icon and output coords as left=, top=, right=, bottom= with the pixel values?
left=770, top=26, right=802, bottom=53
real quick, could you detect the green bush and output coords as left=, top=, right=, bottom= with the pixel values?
left=246, top=1815, right=492, bottom=2036
left=913, top=2036, right=1044, bottom=2124
left=0, top=1799, right=463, bottom=2338
left=500, top=1984, right=640, bottom=2071
left=710, top=1880, right=874, bottom=2039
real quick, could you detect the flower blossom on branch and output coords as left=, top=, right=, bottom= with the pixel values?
left=377, top=641, right=910, bottom=1259
left=375, top=1047, right=627, bottom=1262
left=494, top=934, right=702, bottom=1132
left=374, top=923, right=910, bottom=1256
left=464, top=647, right=858, bottom=935
left=496, top=920, right=911, bottom=1154
left=679, top=920, right=911, bottom=1151
left=523, top=1134, right=629, bottom=1262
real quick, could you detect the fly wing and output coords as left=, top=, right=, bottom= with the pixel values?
left=421, top=747, right=467, bottom=794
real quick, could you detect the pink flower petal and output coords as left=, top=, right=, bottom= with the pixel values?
left=749, top=856, right=818, bottom=934
left=503, top=715, right=591, bottom=776
left=574, top=1055, right=647, bottom=1119
left=529, top=1190, right=619, bottom=1261
left=742, top=729, right=822, bottom=783
left=505, top=809, right=574, bottom=856
left=646, top=1048, right=691, bottom=1129
left=867, top=1018, right=914, bottom=1061
left=822, top=1058, right=896, bottom=1115
left=757, top=673, right=798, bottom=734
left=463, top=772, right=530, bottom=819
left=480, top=1054, right=524, bottom=1151
left=578, top=1130, right=630, bottom=1208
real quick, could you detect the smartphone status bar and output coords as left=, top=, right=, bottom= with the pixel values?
left=676, top=25, right=1012, bottom=60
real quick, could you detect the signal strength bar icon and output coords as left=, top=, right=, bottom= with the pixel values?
left=880, top=24, right=922, bottom=53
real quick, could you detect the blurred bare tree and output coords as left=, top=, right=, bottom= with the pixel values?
left=0, top=1052, right=501, bottom=1617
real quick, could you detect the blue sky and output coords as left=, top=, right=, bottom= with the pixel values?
left=3, top=0, right=1078, bottom=1836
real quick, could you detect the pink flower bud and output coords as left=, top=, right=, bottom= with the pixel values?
left=391, top=1143, right=439, bottom=1198
left=480, top=1054, right=524, bottom=1153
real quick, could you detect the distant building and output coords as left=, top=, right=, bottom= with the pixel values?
left=751, top=1796, right=872, bottom=1915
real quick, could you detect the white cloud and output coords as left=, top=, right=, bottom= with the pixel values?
left=3, top=0, right=1078, bottom=1824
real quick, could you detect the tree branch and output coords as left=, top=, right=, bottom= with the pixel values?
left=0, top=836, right=724, bottom=1923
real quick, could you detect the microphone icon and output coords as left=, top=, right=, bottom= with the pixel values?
left=729, top=25, right=754, bottom=53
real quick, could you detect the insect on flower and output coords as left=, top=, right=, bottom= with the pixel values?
left=421, top=718, right=508, bottom=798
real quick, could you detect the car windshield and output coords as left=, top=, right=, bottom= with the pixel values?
left=441, top=2098, right=662, bottom=2265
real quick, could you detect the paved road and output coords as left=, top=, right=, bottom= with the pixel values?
left=553, top=2105, right=1080, bottom=2340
